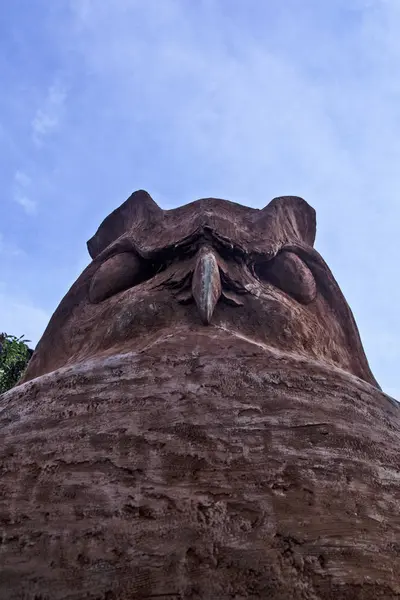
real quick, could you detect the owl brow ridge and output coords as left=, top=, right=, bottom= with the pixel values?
left=95, top=225, right=251, bottom=266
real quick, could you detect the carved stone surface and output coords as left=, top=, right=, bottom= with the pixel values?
left=1, top=191, right=399, bottom=599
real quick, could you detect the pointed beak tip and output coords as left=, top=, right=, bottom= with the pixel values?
left=200, top=314, right=212, bottom=326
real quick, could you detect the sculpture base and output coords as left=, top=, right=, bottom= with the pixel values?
left=1, top=329, right=399, bottom=599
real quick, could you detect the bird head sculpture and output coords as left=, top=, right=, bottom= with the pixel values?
left=5, top=190, right=400, bottom=600
left=22, top=190, right=378, bottom=389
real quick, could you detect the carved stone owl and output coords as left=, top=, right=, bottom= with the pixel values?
left=1, top=191, right=399, bottom=599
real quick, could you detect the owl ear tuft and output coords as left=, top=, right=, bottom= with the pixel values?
left=87, top=190, right=163, bottom=259
left=261, top=196, right=316, bottom=247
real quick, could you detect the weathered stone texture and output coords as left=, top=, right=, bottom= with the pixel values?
left=0, top=192, right=399, bottom=599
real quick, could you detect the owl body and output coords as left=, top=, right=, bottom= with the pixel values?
left=1, top=192, right=399, bottom=599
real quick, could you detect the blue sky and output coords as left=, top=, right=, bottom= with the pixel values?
left=1, top=0, right=399, bottom=398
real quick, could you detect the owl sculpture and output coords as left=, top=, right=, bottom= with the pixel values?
left=1, top=190, right=399, bottom=599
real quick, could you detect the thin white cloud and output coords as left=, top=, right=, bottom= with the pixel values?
left=10, top=79, right=66, bottom=216
left=14, top=193, right=37, bottom=215
left=65, top=2, right=376, bottom=195
left=13, top=170, right=36, bottom=215
left=14, top=169, right=31, bottom=188
left=31, top=81, right=67, bottom=146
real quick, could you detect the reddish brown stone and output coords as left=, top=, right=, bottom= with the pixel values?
left=0, top=191, right=399, bottom=599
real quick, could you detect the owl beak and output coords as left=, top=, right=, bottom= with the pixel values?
left=192, top=248, right=222, bottom=324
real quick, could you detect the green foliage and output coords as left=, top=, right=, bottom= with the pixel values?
left=0, top=333, right=32, bottom=394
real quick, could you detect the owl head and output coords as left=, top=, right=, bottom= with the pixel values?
left=22, top=190, right=379, bottom=388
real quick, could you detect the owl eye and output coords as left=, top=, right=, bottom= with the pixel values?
left=89, top=252, right=155, bottom=304
left=254, top=251, right=317, bottom=304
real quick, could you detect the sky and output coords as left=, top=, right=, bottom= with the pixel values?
left=1, top=0, right=400, bottom=398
